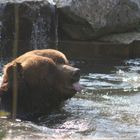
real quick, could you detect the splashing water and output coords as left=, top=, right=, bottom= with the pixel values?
left=80, top=59, right=140, bottom=92
left=0, top=58, right=140, bottom=139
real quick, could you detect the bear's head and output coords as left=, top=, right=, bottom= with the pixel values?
left=0, top=49, right=83, bottom=116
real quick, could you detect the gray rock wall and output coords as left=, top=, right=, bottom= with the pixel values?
left=1, top=0, right=140, bottom=58
left=57, top=0, right=140, bottom=41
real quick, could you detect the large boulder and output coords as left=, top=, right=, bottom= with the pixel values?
left=99, top=32, right=140, bottom=44
left=56, top=0, right=140, bottom=41
left=0, top=0, right=57, bottom=57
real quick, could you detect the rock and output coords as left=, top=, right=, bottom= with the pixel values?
left=99, top=32, right=140, bottom=44
left=0, top=0, right=57, bottom=57
left=56, top=0, right=140, bottom=41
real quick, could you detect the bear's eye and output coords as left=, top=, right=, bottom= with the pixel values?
left=56, top=58, right=69, bottom=65
left=69, top=61, right=75, bottom=67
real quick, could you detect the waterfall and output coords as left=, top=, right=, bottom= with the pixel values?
left=0, top=0, right=58, bottom=58
left=31, top=13, right=49, bottom=49
left=0, top=3, right=6, bottom=58
left=50, top=3, right=58, bottom=49
left=31, top=2, right=58, bottom=50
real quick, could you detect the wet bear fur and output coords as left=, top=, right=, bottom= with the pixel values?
left=0, top=49, right=81, bottom=119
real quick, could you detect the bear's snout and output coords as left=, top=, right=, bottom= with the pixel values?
left=71, top=68, right=80, bottom=83
left=61, top=65, right=81, bottom=83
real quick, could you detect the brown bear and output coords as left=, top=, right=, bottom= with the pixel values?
left=0, top=49, right=82, bottom=119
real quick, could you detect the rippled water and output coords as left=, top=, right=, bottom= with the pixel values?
left=0, top=58, right=140, bottom=140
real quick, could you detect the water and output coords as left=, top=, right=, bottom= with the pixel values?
left=30, top=13, right=49, bottom=49
left=0, top=58, right=140, bottom=139
left=30, top=3, right=58, bottom=49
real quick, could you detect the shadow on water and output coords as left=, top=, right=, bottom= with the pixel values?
left=0, top=58, right=140, bottom=139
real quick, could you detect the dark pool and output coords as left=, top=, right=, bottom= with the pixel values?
left=0, top=58, right=140, bottom=140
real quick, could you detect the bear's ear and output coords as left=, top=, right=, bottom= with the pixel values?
left=0, top=62, right=23, bottom=92
left=0, top=75, right=8, bottom=92
left=6, top=62, right=22, bottom=76
left=13, top=62, right=22, bottom=73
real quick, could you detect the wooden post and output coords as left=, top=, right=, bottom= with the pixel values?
left=12, top=4, right=19, bottom=120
